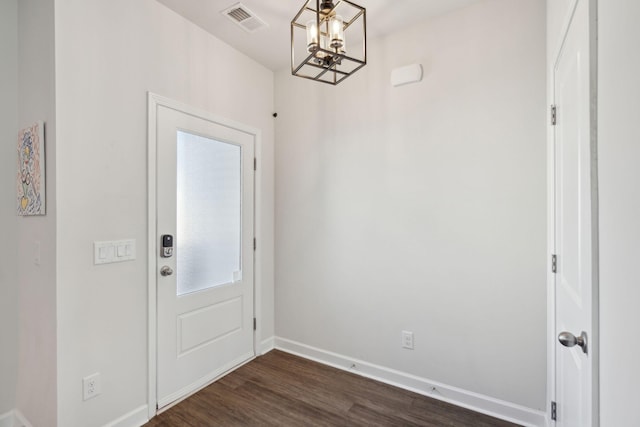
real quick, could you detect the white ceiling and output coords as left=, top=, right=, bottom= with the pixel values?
left=156, top=0, right=483, bottom=71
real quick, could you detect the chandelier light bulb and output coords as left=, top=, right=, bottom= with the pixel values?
left=329, top=15, right=344, bottom=49
left=338, top=37, right=346, bottom=55
left=318, top=34, right=329, bottom=59
left=306, top=19, right=319, bottom=52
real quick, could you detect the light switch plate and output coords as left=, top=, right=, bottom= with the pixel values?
left=94, top=239, right=136, bottom=265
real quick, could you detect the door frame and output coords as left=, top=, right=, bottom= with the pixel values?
left=146, top=92, right=264, bottom=418
left=546, top=0, right=599, bottom=425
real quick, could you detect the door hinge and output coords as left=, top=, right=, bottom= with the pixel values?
left=551, top=254, right=557, bottom=273
left=253, top=238, right=256, bottom=251
left=254, top=157, right=257, bottom=171
left=551, top=401, right=557, bottom=421
left=550, top=105, right=557, bottom=126
left=253, top=317, right=257, bottom=331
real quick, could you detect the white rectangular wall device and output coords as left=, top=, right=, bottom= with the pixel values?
left=94, top=239, right=136, bottom=265
left=391, top=64, right=423, bottom=87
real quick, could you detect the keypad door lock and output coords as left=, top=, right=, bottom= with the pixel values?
left=161, top=234, right=174, bottom=258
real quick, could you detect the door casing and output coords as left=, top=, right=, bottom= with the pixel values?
left=147, top=92, right=265, bottom=417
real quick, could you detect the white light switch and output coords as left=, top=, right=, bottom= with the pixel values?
left=94, top=239, right=136, bottom=265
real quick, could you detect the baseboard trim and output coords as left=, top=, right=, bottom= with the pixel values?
left=0, top=411, right=13, bottom=427
left=259, top=336, right=275, bottom=355
left=274, top=337, right=546, bottom=427
left=2, top=410, right=33, bottom=427
left=104, top=405, right=148, bottom=427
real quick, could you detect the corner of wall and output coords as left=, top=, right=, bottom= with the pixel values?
left=15, top=0, right=58, bottom=425
left=0, top=0, right=19, bottom=416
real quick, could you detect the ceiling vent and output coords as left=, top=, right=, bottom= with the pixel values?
left=221, top=3, right=268, bottom=33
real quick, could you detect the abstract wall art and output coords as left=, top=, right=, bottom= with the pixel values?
left=17, top=121, right=46, bottom=216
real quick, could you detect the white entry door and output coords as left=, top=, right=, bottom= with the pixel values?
left=155, top=102, right=255, bottom=409
left=552, top=0, right=597, bottom=425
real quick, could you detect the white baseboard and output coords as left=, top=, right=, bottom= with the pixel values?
left=0, top=411, right=12, bottom=427
left=274, top=337, right=546, bottom=427
left=259, top=336, right=275, bottom=355
left=104, top=405, right=148, bottom=427
left=0, top=410, right=34, bottom=427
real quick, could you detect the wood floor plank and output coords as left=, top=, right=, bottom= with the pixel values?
left=145, top=350, right=521, bottom=427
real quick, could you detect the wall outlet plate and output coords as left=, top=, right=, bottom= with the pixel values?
left=402, top=330, right=414, bottom=350
left=83, top=373, right=101, bottom=401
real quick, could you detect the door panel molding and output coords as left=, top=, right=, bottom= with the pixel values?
left=147, top=92, right=263, bottom=419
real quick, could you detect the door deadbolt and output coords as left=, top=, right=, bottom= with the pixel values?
left=161, top=234, right=174, bottom=258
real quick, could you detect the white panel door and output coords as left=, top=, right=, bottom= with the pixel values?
left=156, top=104, right=255, bottom=409
left=553, top=0, right=596, bottom=425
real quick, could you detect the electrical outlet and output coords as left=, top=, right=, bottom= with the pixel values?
left=83, top=373, right=101, bottom=401
left=402, top=331, right=414, bottom=350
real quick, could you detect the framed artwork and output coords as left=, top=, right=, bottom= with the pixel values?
left=17, top=121, right=46, bottom=216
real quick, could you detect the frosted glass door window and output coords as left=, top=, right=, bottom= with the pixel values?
left=176, top=131, right=242, bottom=296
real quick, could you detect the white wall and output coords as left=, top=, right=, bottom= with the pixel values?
left=0, top=0, right=19, bottom=416
left=274, top=0, right=547, bottom=412
left=598, top=2, right=640, bottom=426
left=15, top=0, right=59, bottom=425
left=53, top=1, right=274, bottom=425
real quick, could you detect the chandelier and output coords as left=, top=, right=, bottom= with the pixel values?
left=291, top=0, right=367, bottom=85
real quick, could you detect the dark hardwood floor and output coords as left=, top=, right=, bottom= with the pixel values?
left=146, top=350, right=520, bottom=427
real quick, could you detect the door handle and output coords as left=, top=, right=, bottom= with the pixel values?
left=558, top=331, right=588, bottom=354
left=160, top=266, right=174, bottom=277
